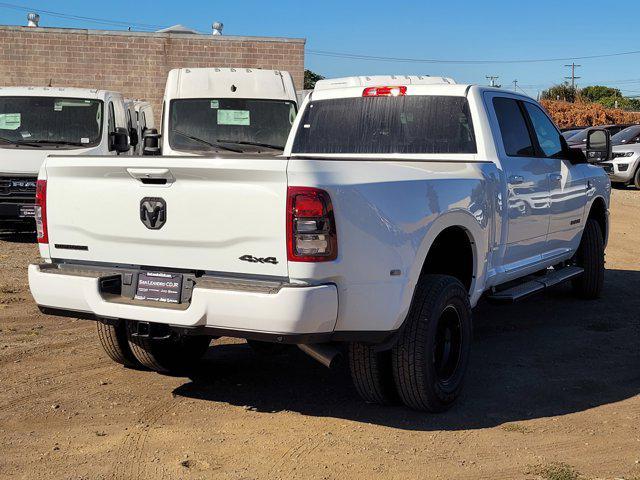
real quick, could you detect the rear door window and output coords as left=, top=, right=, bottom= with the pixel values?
left=492, top=97, right=535, bottom=157
left=292, top=95, right=476, bottom=154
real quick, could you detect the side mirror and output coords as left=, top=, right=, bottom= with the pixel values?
left=585, top=128, right=611, bottom=164
left=109, top=127, right=130, bottom=154
left=143, top=128, right=161, bottom=156
left=129, top=128, right=139, bottom=148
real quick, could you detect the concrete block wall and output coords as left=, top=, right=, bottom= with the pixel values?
left=0, top=26, right=305, bottom=124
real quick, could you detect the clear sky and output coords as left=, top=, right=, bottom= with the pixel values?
left=2, top=0, right=639, bottom=98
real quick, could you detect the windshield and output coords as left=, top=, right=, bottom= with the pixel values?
left=292, top=95, right=476, bottom=154
left=0, top=96, right=103, bottom=148
left=168, top=98, right=297, bottom=152
left=611, top=125, right=640, bottom=145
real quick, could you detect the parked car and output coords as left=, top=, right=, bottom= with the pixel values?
left=567, top=124, right=634, bottom=147
left=560, top=126, right=587, bottom=140
left=0, top=87, right=130, bottom=230
left=147, top=68, right=298, bottom=156
left=611, top=125, right=640, bottom=146
left=28, top=76, right=611, bottom=412
left=601, top=142, right=640, bottom=187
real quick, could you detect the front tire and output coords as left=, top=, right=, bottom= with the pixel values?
left=96, top=321, right=140, bottom=368
left=392, top=275, right=472, bottom=412
left=571, top=218, right=605, bottom=299
left=126, top=324, right=211, bottom=373
left=634, top=167, right=640, bottom=190
left=349, top=343, right=398, bottom=405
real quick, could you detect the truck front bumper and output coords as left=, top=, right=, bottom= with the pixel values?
left=28, top=263, right=338, bottom=341
left=0, top=202, right=35, bottom=220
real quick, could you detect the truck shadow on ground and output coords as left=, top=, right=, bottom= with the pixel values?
left=174, top=268, right=640, bottom=431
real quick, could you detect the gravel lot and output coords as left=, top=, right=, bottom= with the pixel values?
left=1, top=188, right=639, bottom=480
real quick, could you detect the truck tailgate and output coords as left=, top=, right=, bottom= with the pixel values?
left=42, top=156, right=289, bottom=277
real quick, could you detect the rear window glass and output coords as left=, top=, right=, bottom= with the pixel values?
left=292, top=95, right=477, bottom=154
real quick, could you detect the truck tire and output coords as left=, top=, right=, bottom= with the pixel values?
left=96, top=321, right=140, bottom=368
left=126, top=324, right=211, bottom=374
left=392, top=275, right=472, bottom=412
left=349, top=343, right=398, bottom=405
left=571, top=218, right=605, bottom=299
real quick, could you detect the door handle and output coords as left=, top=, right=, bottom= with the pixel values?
left=508, top=175, right=524, bottom=185
left=549, top=173, right=563, bottom=182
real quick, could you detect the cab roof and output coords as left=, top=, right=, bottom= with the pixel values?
left=0, top=86, right=118, bottom=100
left=164, top=67, right=297, bottom=103
left=314, top=75, right=456, bottom=91
left=309, top=78, right=533, bottom=102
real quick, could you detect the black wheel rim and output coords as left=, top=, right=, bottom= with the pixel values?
left=433, top=305, right=463, bottom=385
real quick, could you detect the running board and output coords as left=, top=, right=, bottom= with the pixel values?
left=487, top=266, right=584, bottom=303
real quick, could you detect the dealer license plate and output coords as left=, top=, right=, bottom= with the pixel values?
left=134, top=271, right=183, bottom=304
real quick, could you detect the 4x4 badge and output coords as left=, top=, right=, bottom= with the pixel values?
left=140, top=197, right=166, bottom=230
left=239, top=255, right=278, bottom=265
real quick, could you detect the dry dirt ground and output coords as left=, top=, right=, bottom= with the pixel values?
left=0, top=189, right=639, bottom=480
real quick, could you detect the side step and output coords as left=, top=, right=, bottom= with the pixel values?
left=487, top=266, right=584, bottom=303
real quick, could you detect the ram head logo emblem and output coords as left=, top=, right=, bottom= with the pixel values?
left=140, top=197, right=166, bottom=230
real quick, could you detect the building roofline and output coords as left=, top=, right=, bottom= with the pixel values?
left=0, top=25, right=306, bottom=44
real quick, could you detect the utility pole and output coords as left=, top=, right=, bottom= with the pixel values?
left=564, top=62, right=581, bottom=90
left=486, top=75, right=500, bottom=88
left=513, top=79, right=518, bottom=92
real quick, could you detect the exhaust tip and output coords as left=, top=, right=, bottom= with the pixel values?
left=298, top=343, right=342, bottom=369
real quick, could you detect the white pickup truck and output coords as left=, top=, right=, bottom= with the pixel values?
left=28, top=76, right=611, bottom=412
left=0, top=87, right=131, bottom=229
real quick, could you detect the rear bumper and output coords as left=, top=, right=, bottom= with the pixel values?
left=28, top=263, right=338, bottom=338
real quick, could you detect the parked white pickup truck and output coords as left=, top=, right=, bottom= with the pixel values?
left=0, top=87, right=131, bottom=229
left=28, top=76, right=611, bottom=412
left=143, top=67, right=298, bottom=156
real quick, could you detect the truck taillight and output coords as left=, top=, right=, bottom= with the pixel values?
left=35, top=179, right=48, bottom=244
left=362, top=86, right=407, bottom=97
left=287, top=187, right=337, bottom=262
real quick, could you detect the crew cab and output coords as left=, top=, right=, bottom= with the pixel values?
left=28, top=76, right=611, bottom=412
left=146, top=67, right=298, bottom=156
left=0, top=87, right=131, bottom=229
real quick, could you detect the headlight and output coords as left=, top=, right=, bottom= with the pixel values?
left=613, top=151, right=635, bottom=158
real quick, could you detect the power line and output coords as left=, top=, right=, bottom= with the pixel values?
left=0, top=2, right=169, bottom=31
left=306, top=48, right=640, bottom=65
